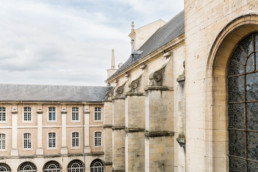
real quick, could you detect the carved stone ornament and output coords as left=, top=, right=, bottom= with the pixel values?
left=149, top=58, right=170, bottom=86
left=115, top=83, right=126, bottom=97
left=128, top=75, right=142, bottom=93
left=104, top=87, right=114, bottom=101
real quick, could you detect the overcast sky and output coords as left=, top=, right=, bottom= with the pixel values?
left=0, top=0, right=184, bottom=86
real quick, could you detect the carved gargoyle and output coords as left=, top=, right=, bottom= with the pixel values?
left=177, top=61, right=185, bottom=85
left=149, top=66, right=166, bottom=86
left=128, top=75, right=142, bottom=93
left=104, top=87, right=114, bottom=101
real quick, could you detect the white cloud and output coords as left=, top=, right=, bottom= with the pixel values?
left=0, top=0, right=183, bottom=86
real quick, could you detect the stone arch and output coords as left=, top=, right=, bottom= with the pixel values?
left=43, top=161, right=61, bottom=172
left=205, top=14, right=258, bottom=172
left=0, top=163, right=11, bottom=172
left=90, top=159, right=104, bottom=172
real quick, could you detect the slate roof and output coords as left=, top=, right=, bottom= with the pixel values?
left=0, top=84, right=112, bottom=102
left=108, top=10, right=184, bottom=80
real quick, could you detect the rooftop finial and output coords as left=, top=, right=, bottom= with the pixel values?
left=111, top=49, right=115, bottom=69
left=131, top=21, right=135, bottom=32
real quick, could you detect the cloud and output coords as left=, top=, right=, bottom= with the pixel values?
left=0, top=0, right=183, bottom=86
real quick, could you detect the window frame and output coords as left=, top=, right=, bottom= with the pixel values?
left=71, top=107, right=80, bottom=122
left=0, top=107, right=6, bottom=123
left=23, top=107, right=32, bottom=123
left=94, top=132, right=101, bottom=147
left=0, top=133, right=6, bottom=151
left=71, top=132, right=80, bottom=148
left=23, top=133, right=32, bottom=150
left=48, top=132, right=57, bottom=149
left=48, top=107, right=56, bottom=122
left=94, top=107, right=102, bottom=121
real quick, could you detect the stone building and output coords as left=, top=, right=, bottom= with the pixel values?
left=0, top=0, right=258, bottom=172
left=104, top=0, right=258, bottom=172
left=0, top=85, right=111, bottom=171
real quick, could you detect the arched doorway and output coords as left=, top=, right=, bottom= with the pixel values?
left=67, top=160, right=84, bottom=172
left=18, top=162, right=37, bottom=172
left=90, top=159, right=104, bottom=172
left=0, top=163, right=11, bottom=172
left=227, top=33, right=258, bottom=171
left=43, top=161, right=61, bottom=172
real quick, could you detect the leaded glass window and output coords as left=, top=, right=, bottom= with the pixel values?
left=95, top=132, right=101, bottom=147
left=24, top=133, right=31, bottom=149
left=94, top=107, right=101, bottom=121
left=48, top=133, right=56, bottom=148
left=228, top=33, right=258, bottom=172
left=43, top=161, right=60, bottom=172
left=24, top=107, right=31, bottom=121
left=72, top=107, right=79, bottom=121
left=0, top=134, right=6, bottom=150
left=0, top=163, right=11, bottom=172
left=48, top=107, right=56, bottom=121
left=90, top=160, right=104, bottom=172
left=67, top=160, right=84, bottom=172
left=72, top=132, right=79, bottom=148
left=0, top=107, right=6, bottom=122
left=18, top=162, right=37, bottom=172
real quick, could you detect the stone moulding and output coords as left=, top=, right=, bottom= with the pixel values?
left=125, top=127, right=145, bottom=133
left=112, top=97, right=125, bottom=100
left=144, top=131, right=174, bottom=138
left=112, top=126, right=125, bottom=130
left=112, top=170, right=125, bottom=172
left=89, top=152, right=104, bottom=156
left=125, top=92, right=144, bottom=97
left=103, top=125, right=113, bottom=129
left=145, top=86, right=173, bottom=91
left=176, top=61, right=185, bottom=84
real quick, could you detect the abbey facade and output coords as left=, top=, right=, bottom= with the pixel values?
left=0, top=0, right=257, bottom=172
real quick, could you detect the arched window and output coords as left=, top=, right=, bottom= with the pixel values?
left=18, top=162, right=37, bottom=172
left=67, top=160, right=84, bottom=172
left=90, top=159, right=104, bottom=172
left=0, top=163, right=11, bottom=172
left=43, top=161, right=60, bottom=172
left=228, top=32, right=258, bottom=171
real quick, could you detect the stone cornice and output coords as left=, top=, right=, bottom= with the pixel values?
left=112, top=126, right=125, bottom=130
left=145, top=131, right=174, bottom=138
left=125, top=128, right=145, bottom=133
left=103, top=124, right=113, bottom=129
left=145, top=86, right=173, bottom=91
left=125, top=92, right=144, bottom=97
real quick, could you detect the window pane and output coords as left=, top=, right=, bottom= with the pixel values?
left=246, top=73, right=258, bottom=101
left=228, top=61, right=244, bottom=76
left=247, top=103, right=258, bottom=130
left=241, top=34, right=253, bottom=55
left=247, top=161, right=258, bottom=172
left=229, top=130, right=245, bottom=157
left=229, top=157, right=246, bottom=172
left=231, top=46, right=247, bottom=65
left=246, top=54, right=254, bottom=73
left=228, top=104, right=245, bottom=129
left=256, top=53, right=258, bottom=71
left=228, top=76, right=245, bottom=102
left=247, top=132, right=258, bottom=161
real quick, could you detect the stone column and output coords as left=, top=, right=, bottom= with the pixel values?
left=112, top=97, right=125, bottom=172
left=125, top=93, right=145, bottom=172
left=11, top=105, right=18, bottom=156
left=36, top=105, right=43, bottom=155
left=103, top=99, right=113, bottom=172
left=61, top=105, right=68, bottom=155
left=145, top=86, right=174, bottom=172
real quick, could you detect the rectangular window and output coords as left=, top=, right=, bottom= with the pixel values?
left=95, top=132, right=101, bottom=147
left=72, top=132, right=79, bottom=147
left=94, top=107, right=101, bottom=121
left=72, top=107, right=79, bottom=121
left=48, top=133, right=56, bottom=148
left=24, top=107, right=32, bottom=121
left=0, top=133, right=6, bottom=150
left=0, top=107, right=6, bottom=122
left=24, top=133, right=31, bottom=149
left=48, top=107, right=56, bottom=121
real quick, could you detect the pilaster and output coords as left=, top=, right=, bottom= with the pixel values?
left=11, top=105, right=18, bottom=156
left=36, top=105, right=43, bottom=155
left=61, top=105, right=68, bottom=155
left=84, top=105, right=91, bottom=153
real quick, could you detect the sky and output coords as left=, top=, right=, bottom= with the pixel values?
left=0, top=0, right=184, bottom=86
